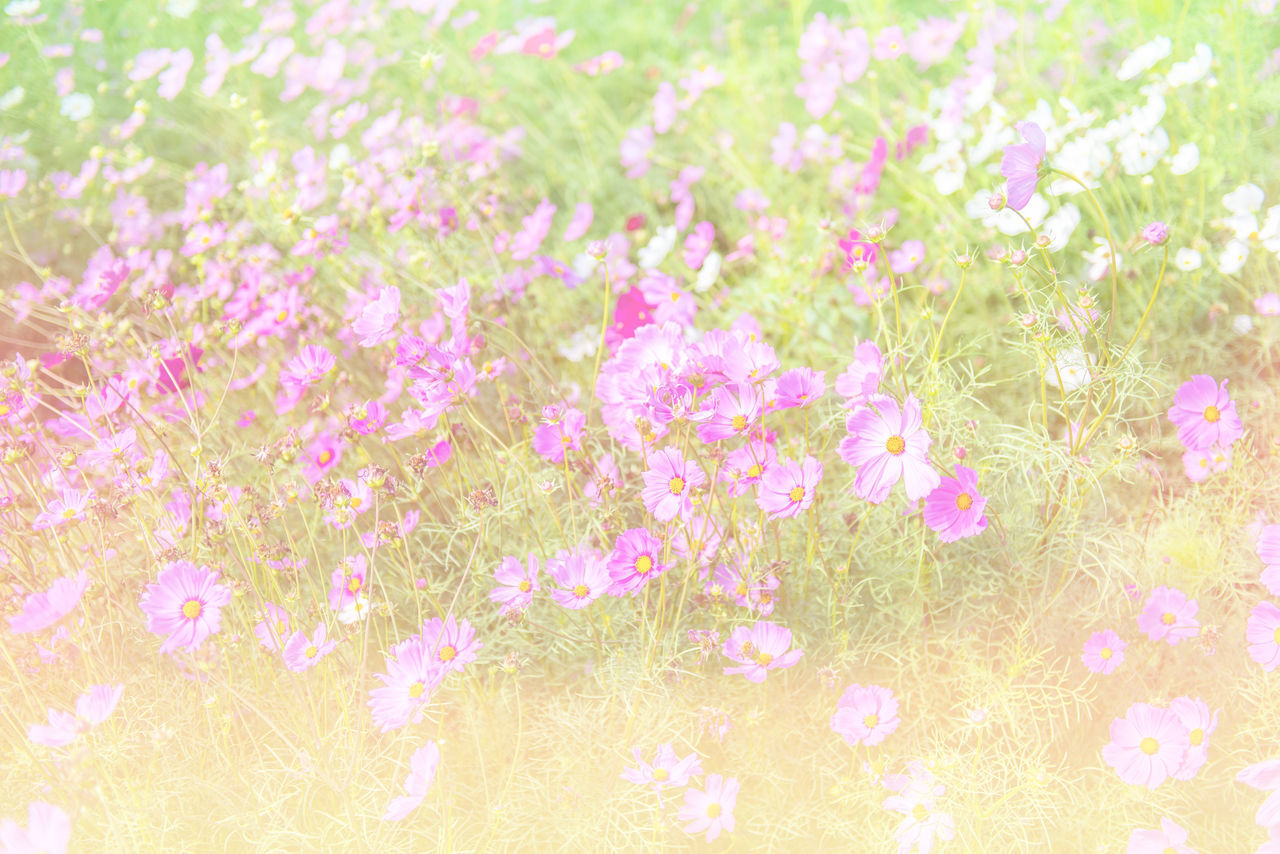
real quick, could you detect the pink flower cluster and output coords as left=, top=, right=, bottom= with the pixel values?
left=1102, top=697, right=1218, bottom=788
left=1167, top=375, right=1244, bottom=482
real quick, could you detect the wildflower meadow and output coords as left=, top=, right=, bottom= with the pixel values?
left=4, top=0, right=1280, bottom=851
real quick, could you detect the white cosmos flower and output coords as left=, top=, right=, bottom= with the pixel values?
left=1169, top=142, right=1199, bottom=175
left=1117, top=126, right=1169, bottom=175
left=694, top=250, right=721, bottom=292
left=1259, top=206, right=1280, bottom=254
left=1045, top=347, right=1095, bottom=392
left=1218, top=240, right=1249, bottom=275
left=1223, top=183, right=1265, bottom=215
left=1116, top=35, right=1172, bottom=81
left=637, top=225, right=676, bottom=269
left=1041, top=204, right=1081, bottom=252
left=1174, top=248, right=1202, bottom=271
left=59, top=93, right=93, bottom=121
left=1167, top=44, right=1213, bottom=87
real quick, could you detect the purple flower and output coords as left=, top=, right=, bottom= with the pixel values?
left=1000, top=122, right=1046, bottom=211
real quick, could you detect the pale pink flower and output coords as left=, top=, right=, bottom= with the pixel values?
left=383, top=742, right=440, bottom=821
left=641, top=447, right=705, bottom=522
left=1081, top=629, right=1126, bottom=675
left=7, top=570, right=88, bottom=634
left=1246, top=601, right=1280, bottom=671
left=283, top=623, right=337, bottom=672
left=1136, top=586, right=1200, bottom=645
left=0, top=802, right=71, bottom=854
left=830, top=683, right=900, bottom=747
left=352, top=286, right=401, bottom=347
left=1127, top=817, right=1194, bottom=854
left=678, top=774, right=738, bottom=843
left=722, top=620, right=804, bottom=683
left=621, top=743, right=702, bottom=794
left=1167, top=375, right=1244, bottom=451
left=838, top=394, right=940, bottom=504
left=1101, top=702, right=1190, bottom=789
left=138, top=561, right=232, bottom=654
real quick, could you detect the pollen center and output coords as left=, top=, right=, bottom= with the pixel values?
left=518, top=579, right=531, bottom=592
left=731, top=414, right=747, bottom=431
left=182, top=599, right=203, bottom=620
left=439, top=645, right=457, bottom=662
left=668, top=476, right=685, bottom=495
left=747, top=464, right=763, bottom=478
left=706, top=803, right=722, bottom=819
left=788, top=485, right=805, bottom=502
left=1161, top=612, right=1175, bottom=626
left=885, top=435, right=906, bottom=455
left=573, top=584, right=590, bottom=598
left=1189, top=728, right=1204, bottom=747
left=1139, top=736, right=1159, bottom=755
left=408, top=682, right=425, bottom=699
left=1100, top=647, right=1112, bottom=660
left=305, top=645, right=318, bottom=659
left=635, top=555, right=654, bottom=576
left=1203, top=405, right=1221, bottom=423
left=754, top=652, right=774, bottom=666
left=347, top=576, right=362, bottom=593
left=863, top=714, right=879, bottom=729
left=653, top=768, right=669, bottom=782
left=955, top=493, right=973, bottom=511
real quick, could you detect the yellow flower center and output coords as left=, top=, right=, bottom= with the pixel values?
left=653, top=768, right=669, bottom=782
left=1100, top=647, right=1112, bottom=660
left=318, top=450, right=333, bottom=465
left=347, top=576, right=362, bottom=593
left=706, top=803, right=721, bottom=819
left=863, top=714, right=879, bottom=728
left=276, top=309, right=288, bottom=323
left=439, top=645, right=457, bottom=662
left=913, top=803, right=928, bottom=820
left=788, top=485, right=805, bottom=502
left=350, top=496, right=362, bottom=509
left=885, top=435, right=906, bottom=455
left=408, top=682, right=425, bottom=699
left=1273, top=626, right=1280, bottom=645
left=61, top=507, right=77, bottom=519
left=668, top=476, right=685, bottom=495
left=635, top=555, right=653, bottom=576
left=573, top=584, right=589, bottom=598
left=304, top=645, right=318, bottom=659
left=1161, top=612, right=1175, bottom=625
left=1203, top=405, right=1220, bottom=423
left=518, top=579, right=531, bottom=592
left=1140, top=737, right=1159, bottom=755
left=182, top=599, right=203, bottom=619
left=276, top=620, right=288, bottom=635
left=747, top=464, right=763, bottom=478
left=955, top=493, right=973, bottom=510
left=754, top=651, right=774, bottom=666
left=731, top=414, right=747, bottom=431
left=1189, top=728, right=1203, bottom=747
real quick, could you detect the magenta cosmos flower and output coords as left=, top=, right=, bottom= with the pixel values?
left=1081, top=629, right=1127, bottom=675
left=1101, top=702, right=1190, bottom=789
left=999, top=121, right=1046, bottom=211
left=1136, top=586, right=1200, bottom=645
left=1166, top=375, right=1243, bottom=451
left=353, top=285, right=401, bottom=347
left=830, top=683, right=900, bottom=747
left=1127, top=818, right=1193, bottom=854
left=722, top=620, right=804, bottom=683
left=28, top=684, right=123, bottom=747
left=678, top=773, right=738, bottom=843
left=254, top=602, right=292, bottom=652
left=490, top=553, right=539, bottom=615
left=383, top=741, right=440, bottom=822
left=641, top=447, right=706, bottom=522
left=621, top=743, right=703, bottom=795
left=547, top=543, right=611, bottom=609
left=922, top=464, right=988, bottom=542
left=838, top=394, right=940, bottom=504
left=138, top=561, right=232, bottom=654
left=368, top=635, right=446, bottom=732
left=0, top=802, right=70, bottom=854
left=420, top=614, right=482, bottom=674
left=606, top=527, right=668, bottom=595
left=1169, top=696, right=1217, bottom=781
left=755, top=455, right=822, bottom=520
left=1246, top=600, right=1280, bottom=671
left=1237, top=758, right=1280, bottom=834
left=8, top=570, right=89, bottom=634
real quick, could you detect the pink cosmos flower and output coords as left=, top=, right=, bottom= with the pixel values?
left=838, top=394, right=941, bottom=504
left=8, top=570, right=88, bottom=634
left=283, top=623, right=337, bottom=672
left=1182, top=443, right=1232, bottom=482
left=420, top=614, right=482, bottom=674
left=1101, top=702, right=1191, bottom=789
left=29, top=684, right=123, bottom=747
left=383, top=742, right=440, bottom=821
left=1169, top=696, right=1217, bottom=781
left=1127, top=818, right=1193, bottom=854
left=547, top=543, right=610, bottom=609
left=280, top=344, right=335, bottom=397
left=1000, top=121, right=1046, bottom=211
left=1237, top=758, right=1280, bottom=835
left=641, top=447, right=705, bottom=522
left=696, top=384, right=762, bottom=444
left=328, top=555, right=367, bottom=612
left=563, top=202, right=593, bottom=242
left=1137, top=586, right=1200, bottom=645
left=722, top=620, right=804, bottom=683
left=678, top=774, right=738, bottom=843
left=531, top=405, right=586, bottom=464
left=1258, top=524, right=1280, bottom=594
left=621, top=743, right=702, bottom=794
left=1167, top=375, right=1244, bottom=451
left=888, top=239, right=926, bottom=274
left=721, top=440, right=775, bottom=497
left=683, top=221, right=715, bottom=269
left=830, top=683, right=900, bottom=747
left=834, top=341, right=883, bottom=406
left=606, top=528, right=668, bottom=596
left=1246, top=600, right=1280, bottom=671
left=755, top=455, right=822, bottom=520
left=138, top=561, right=232, bottom=654
left=352, top=286, right=401, bottom=347
left=490, top=554, right=540, bottom=615
left=254, top=602, right=292, bottom=652
left=922, top=464, right=988, bottom=542
left=1081, top=629, right=1127, bottom=675
left=773, top=367, right=825, bottom=410
left=0, top=802, right=70, bottom=854
left=368, top=635, right=446, bottom=732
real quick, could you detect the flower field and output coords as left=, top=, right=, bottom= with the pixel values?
left=3, top=0, right=1280, bottom=851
